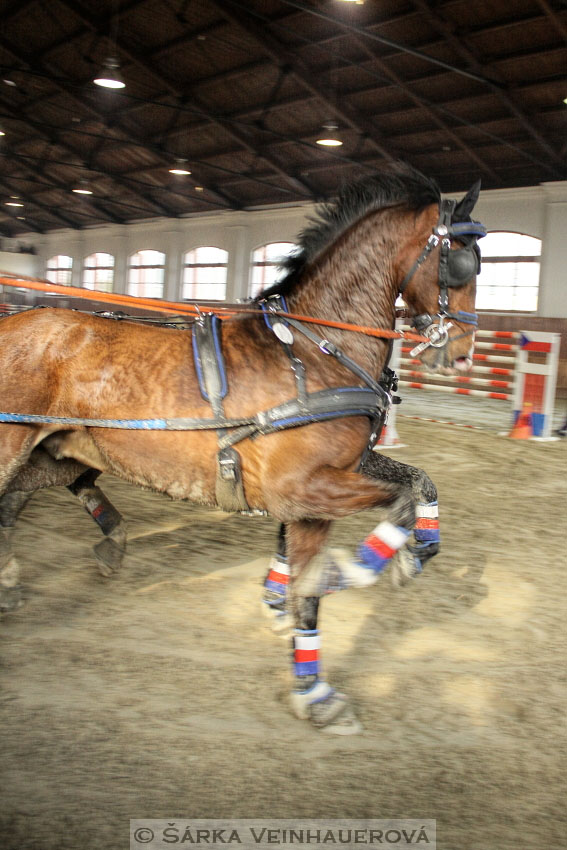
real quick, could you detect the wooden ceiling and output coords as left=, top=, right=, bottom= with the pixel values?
left=0, top=0, right=565, bottom=235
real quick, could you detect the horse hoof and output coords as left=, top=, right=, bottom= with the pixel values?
left=311, top=694, right=362, bottom=735
left=291, top=684, right=362, bottom=734
left=93, top=538, right=125, bottom=577
left=0, top=583, right=24, bottom=612
left=321, top=710, right=363, bottom=736
left=261, top=598, right=293, bottom=639
left=390, top=547, right=420, bottom=587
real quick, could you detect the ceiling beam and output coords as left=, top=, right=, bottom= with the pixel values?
left=54, top=0, right=315, bottom=201
left=277, top=0, right=492, bottom=86
left=0, top=89, right=180, bottom=218
left=408, top=0, right=564, bottom=174
left=209, top=0, right=397, bottom=165
left=348, top=34, right=500, bottom=183
left=0, top=174, right=80, bottom=230
left=0, top=37, right=196, bottom=217
left=0, top=141, right=124, bottom=225
left=533, top=0, right=567, bottom=43
left=0, top=107, right=308, bottom=202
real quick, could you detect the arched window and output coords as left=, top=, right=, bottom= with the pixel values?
left=182, top=246, right=228, bottom=301
left=46, top=255, right=73, bottom=286
left=83, top=252, right=115, bottom=293
left=477, top=232, right=541, bottom=312
left=127, top=250, right=165, bottom=298
left=249, top=242, right=297, bottom=298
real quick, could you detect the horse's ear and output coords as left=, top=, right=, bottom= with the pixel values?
left=453, top=179, right=481, bottom=220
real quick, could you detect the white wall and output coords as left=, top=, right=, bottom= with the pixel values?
left=13, top=180, right=567, bottom=319
left=0, top=251, right=40, bottom=278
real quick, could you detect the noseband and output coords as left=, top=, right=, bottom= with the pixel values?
left=399, top=198, right=486, bottom=356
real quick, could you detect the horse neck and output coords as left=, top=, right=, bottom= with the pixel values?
left=285, top=208, right=406, bottom=376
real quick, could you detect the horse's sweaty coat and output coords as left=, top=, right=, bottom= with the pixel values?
left=0, top=163, right=484, bottom=732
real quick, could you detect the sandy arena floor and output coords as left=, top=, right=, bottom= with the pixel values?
left=1, top=417, right=565, bottom=850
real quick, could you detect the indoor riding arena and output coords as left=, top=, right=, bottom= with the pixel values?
left=0, top=3, right=566, bottom=850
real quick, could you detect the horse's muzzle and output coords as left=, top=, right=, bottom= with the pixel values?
left=419, top=339, right=475, bottom=375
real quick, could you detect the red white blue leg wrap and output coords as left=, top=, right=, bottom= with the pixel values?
left=357, top=521, right=411, bottom=576
left=409, top=502, right=440, bottom=572
left=293, top=629, right=321, bottom=677
left=263, top=555, right=290, bottom=598
left=414, top=502, right=440, bottom=544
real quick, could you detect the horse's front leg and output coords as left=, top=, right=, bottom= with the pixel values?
left=362, top=452, right=440, bottom=584
left=262, top=469, right=416, bottom=631
left=280, top=471, right=415, bottom=733
left=285, top=519, right=361, bottom=734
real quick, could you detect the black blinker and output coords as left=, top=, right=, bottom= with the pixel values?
left=447, top=246, right=480, bottom=288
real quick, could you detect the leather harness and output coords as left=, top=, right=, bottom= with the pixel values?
left=192, top=301, right=395, bottom=512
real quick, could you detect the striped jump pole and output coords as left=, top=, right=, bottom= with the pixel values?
left=378, top=326, right=559, bottom=442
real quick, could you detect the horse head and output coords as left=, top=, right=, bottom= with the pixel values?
left=399, top=180, right=485, bottom=374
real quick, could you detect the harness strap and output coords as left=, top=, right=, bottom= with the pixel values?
left=0, top=387, right=386, bottom=437
left=192, top=314, right=227, bottom=412
left=192, top=314, right=250, bottom=512
left=259, top=299, right=395, bottom=458
left=261, top=295, right=309, bottom=404
left=283, top=315, right=390, bottom=398
left=218, top=387, right=388, bottom=450
left=399, top=233, right=440, bottom=296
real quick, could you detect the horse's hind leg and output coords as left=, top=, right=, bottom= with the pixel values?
left=0, top=491, right=32, bottom=612
left=67, top=470, right=126, bottom=577
left=0, top=429, right=38, bottom=612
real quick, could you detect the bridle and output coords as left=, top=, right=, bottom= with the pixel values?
left=398, top=198, right=486, bottom=357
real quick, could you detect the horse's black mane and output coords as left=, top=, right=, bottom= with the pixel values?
left=256, top=162, right=441, bottom=301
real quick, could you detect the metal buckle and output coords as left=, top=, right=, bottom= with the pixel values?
left=409, top=317, right=454, bottom=357
left=219, top=455, right=237, bottom=480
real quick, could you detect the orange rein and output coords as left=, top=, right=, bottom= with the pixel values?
left=0, top=273, right=428, bottom=344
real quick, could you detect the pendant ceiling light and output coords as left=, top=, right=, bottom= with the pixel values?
left=169, top=158, right=192, bottom=175
left=72, top=179, right=93, bottom=195
left=316, top=121, right=343, bottom=147
left=93, top=57, right=125, bottom=89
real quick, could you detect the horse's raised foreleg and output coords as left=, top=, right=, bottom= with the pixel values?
left=67, top=470, right=126, bottom=577
left=362, top=451, right=440, bottom=576
left=262, top=453, right=440, bottom=618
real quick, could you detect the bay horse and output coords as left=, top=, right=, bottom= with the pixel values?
left=0, top=163, right=484, bottom=732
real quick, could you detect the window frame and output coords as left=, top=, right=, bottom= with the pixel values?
left=127, top=249, right=166, bottom=299
left=181, top=246, right=228, bottom=302
left=46, top=254, right=73, bottom=286
left=82, top=252, right=115, bottom=293
left=249, top=241, right=297, bottom=298
left=476, top=231, right=541, bottom=314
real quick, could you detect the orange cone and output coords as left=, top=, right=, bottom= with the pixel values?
left=509, top=403, right=533, bottom=439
